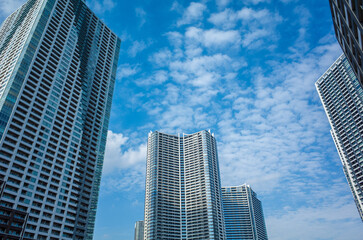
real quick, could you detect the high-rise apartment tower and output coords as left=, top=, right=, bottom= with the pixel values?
left=329, top=0, right=363, bottom=85
left=316, top=54, right=363, bottom=221
left=222, top=185, right=268, bottom=240
left=0, top=0, right=121, bottom=239
left=134, top=220, right=144, bottom=240
left=144, top=130, right=226, bottom=240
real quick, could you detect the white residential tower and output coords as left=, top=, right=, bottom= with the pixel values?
left=144, top=130, right=226, bottom=240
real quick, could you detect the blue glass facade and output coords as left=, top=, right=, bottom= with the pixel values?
left=222, top=185, right=268, bottom=240
left=329, top=0, right=363, bottom=85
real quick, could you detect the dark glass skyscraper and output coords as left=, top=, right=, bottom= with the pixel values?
left=316, top=54, right=363, bottom=221
left=222, top=185, right=268, bottom=240
left=144, top=130, right=226, bottom=240
left=329, top=0, right=363, bottom=85
left=0, top=0, right=120, bottom=239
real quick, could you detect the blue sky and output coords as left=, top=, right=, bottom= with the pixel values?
left=1, top=0, right=363, bottom=239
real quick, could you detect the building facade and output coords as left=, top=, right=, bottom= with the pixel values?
left=144, top=130, right=226, bottom=240
left=134, top=220, right=144, bottom=240
left=0, top=0, right=120, bottom=239
left=316, top=55, right=363, bottom=221
left=329, top=0, right=363, bottom=85
left=222, top=185, right=268, bottom=240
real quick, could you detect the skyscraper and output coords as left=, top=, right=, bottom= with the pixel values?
left=0, top=0, right=120, bottom=239
left=329, top=0, right=363, bottom=85
left=316, top=54, right=363, bottom=221
left=134, top=220, right=144, bottom=240
left=222, top=185, right=268, bottom=240
left=144, top=130, right=226, bottom=240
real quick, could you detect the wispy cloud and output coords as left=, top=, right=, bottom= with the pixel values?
left=136, top=70, right=169, bottom=86
left=217, top=39, right=342, bottom=189
left=208, top=9, right=239, bottom=29
left=244, top=0, right=271, bottom=4
left=208, top=7, right=282, bottom=49
left=116, top=63, right=139, bottom=80
left=186, top=27, right=241, bottom=50
left=177, top=2, right=207, bottom=26
left=101, top=131, right=147, bottom=194
left=209, top=7, right=281, bottom=28
left=87, top=0, right=116, bottom=15
left=128, top=40, right=151, bottom=57
left=169, top=53, right=242, bottom=87
left=267, top=200, right=362, bottom=240
left=215, top=0, right=232, bottom=8
left=135, top=7, right=146, bottom=27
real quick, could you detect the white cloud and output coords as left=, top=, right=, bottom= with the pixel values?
left=165, top=31, right=184, bottom=48
left=215, top=0, right=232, bottom=8
left=280, top=0, right=297, bottom=3
left=208, top=7, right=282, bottom=49
left=238, top=8, right=270, bottom=21
left=201, top=29, right=241, bottom=49
left=208, top=9, right=239, bottom=29
left=87, top=0, right=116, bottom=15
left=185, top=27, right=241, bottom=50
left=101, top=168, right=146, bottom=192
left=135, top=7, right=146, bottom=27
left=244, top=0, right=270, bottom=4
left=103, top=131, right=128, bottom=174
left=149, top=49, right=173, bottom=67
left=177, top=2, right=207, bottom=26
left=208, top=7, right=277, bottom=30
left=242, top=29, right=269, bottom=47
left=128, top=40, right=150, bottom=57
left=136, top=70, right=168, bottom=86
left=171, top=1, right=183, bottom=13
left=267, top=201, right=363, bottom=240
left=215, top=39, right=343, bottom=196
left=169, top=53, right=242, bottom=87
left=116, top=64, right=139, bottom=80
left=103, top=131, right=147, bottom=175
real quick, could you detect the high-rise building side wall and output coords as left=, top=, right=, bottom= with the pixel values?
left=134, top=220, right=144, bottom=240
left=144, top=132, right=157, bottom=239
left=329, top=0, right=363, bottom=86
left=251, top=191, right=268, bottom=240
left=0, top=0, right=47, bottom=139
left=185, top=131, right=224, bottom=239
left=222, top=185, right=268, bottom=240
left=0, top=0, right=121, bottom=239
left=144, top=131, right=181, bottom=240
left=184, top=132, right=210, bottom=239
left=316, top=54, right=363, bottom=221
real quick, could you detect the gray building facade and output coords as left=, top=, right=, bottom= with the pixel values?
left=0, top=0, right=120, bottom=239
left=134, top=220, right=144, bottom=240
left=222, top=185, right=268, bottom=240
left=144, top=130, right=226, bottom=240
left=316, top=54, right=363, bottom=221
left=329, top=0, right=363, bottom=85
